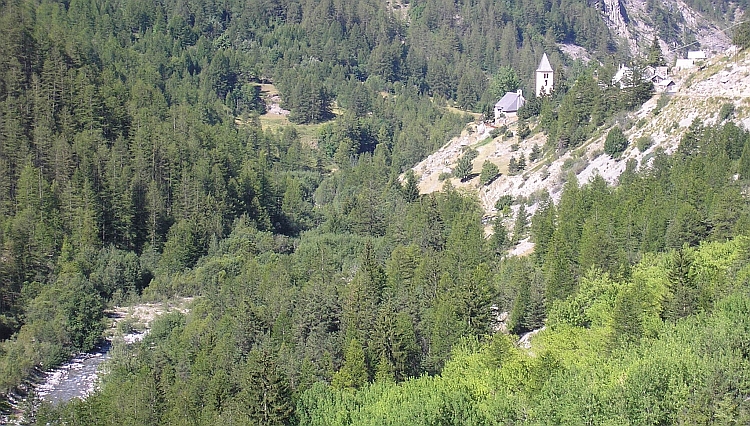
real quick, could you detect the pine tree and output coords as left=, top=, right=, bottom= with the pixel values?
left=662, top=248, right=699, bottom=321
left=453, top=150, right=477, bottom=181
left=508, top=156, right=518, bottom=174
left=488, top=216, right=509, bottom=256
left=479, top=160, right=499, bottom=185
left=604, top=126, right=628, bottom=157
left=531, top=198, right=556, bottom=265
left=610, top=285, right=644, bottom=349
left=646, top=36, right=666, bottom=66
left=402, top=170, right=420, bottom=202
left=332, top=338, right=369, bottom=389
left=241, top=350, right=294, bottom=426
left=512, top=204, right=528, bottom=243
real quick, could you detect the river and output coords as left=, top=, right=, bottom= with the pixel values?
left=2, top=299, right=191, bottom=424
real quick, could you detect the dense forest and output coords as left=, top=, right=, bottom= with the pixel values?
left=1, top=0, right=750, bottom=423
left=33, top=118, right=750, bottom=424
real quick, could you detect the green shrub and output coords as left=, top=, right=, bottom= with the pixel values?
left=495, top=195, right=513, bottom=212
left=529, top=144, right=542, bottom=162
left=604, top=126, right=628, bottom=157
left=562, top=157, right=576, bottom=171
left=636, top=136, right=653, bottom=152
left=719, top=103, right=734, bottom=121
left=517, top=121, right=531, bottom=139
left=480, top=160, right=500, bottom=185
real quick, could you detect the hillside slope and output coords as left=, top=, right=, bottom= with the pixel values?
left=602, top=0, right=732, bottom=60
left=413, top=45, right=750, bottom=238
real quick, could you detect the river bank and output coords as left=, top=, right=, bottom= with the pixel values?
left=1, top=298, right=193, bottom=424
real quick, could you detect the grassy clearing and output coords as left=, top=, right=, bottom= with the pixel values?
left=232, top=83, right=325, bottom=146
left=444, top=104, right=481, bottom=119
left=256, top=114, right=323, bottom=146
left=259, top=83, right=280, bottom=96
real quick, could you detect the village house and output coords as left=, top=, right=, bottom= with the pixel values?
left=675, top=50, right=707, bottom=70
left=612, top=64, right=676, bottom=93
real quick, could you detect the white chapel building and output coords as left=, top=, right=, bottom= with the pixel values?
left=493, top=54, right=553, bottom=124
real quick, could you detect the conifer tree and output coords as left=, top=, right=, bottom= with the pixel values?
left=513, top=204, right=528, bottom=243
left=241, top=350, right=294, bottom=426
left=662, top=248, right=699, bottom=321
left=479, top=160, right=499, bottom=185
left=604, top=126, right=628, bottom=157
left=646, top=36, right=666, bottom=66
left=332, top=338, right=369, bottom=389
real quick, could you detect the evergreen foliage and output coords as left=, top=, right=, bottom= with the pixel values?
left=733, top=18, right=750, bottom=50
left=604, top=126, right=628, bottom=157
left=1, top=0, right=749, bottom=423
left=479, top=160, right=499, bottom=185
left=453, top=148, right=478, bottom=181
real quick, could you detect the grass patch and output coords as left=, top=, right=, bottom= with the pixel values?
left=241, top=114, right=323, bottom=147
left=472, top=135, right=497, bottom=149
left=444, top=105, right=481, bottom=119
left=259, top=83, right=280, bottom=96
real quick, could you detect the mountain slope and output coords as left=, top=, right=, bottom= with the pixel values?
left=601, top=0, right=732, bottom=60
left=412, top=45, right=750, bottom=239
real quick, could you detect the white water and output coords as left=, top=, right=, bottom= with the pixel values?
left=2, top=299, right=191, bottom=424
left=36, top=346, right=109, bottom=405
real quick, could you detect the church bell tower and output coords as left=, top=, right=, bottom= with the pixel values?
left=536, top=53, right=554, bottom=97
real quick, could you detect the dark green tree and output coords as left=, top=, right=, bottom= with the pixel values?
left=646, top=36, right=666, bottom=66
left=512, top=204, right=528, bottom=243
left=240, top=350, right=294, bottom=426
left=610, top=285, right=644, bottom=349
left=604, top=126, right=628, bottom=157
left=402, top=170, right=420, bottom=202
left=732, top=18, right=750, bottom=50
left=489, top=66, right=521, bottom=100
left=453, top=150, right=477, bottom=181
left=662, top=248, right=699, bottom=321
left=479, top=160, right=499, bottom=185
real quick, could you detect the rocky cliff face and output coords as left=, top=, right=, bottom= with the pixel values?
left=600, top=0, right=731, bottom=61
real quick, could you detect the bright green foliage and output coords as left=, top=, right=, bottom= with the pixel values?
left=489, top=66, right=521, bottom=100
left=294, top=238, right=750, bottom=424
left=3, top=0, right=750, bottom=422
left=333, top=338, right=369, bottom=390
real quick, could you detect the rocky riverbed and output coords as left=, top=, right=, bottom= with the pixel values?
left=2, top=298, right=192, bottom=424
